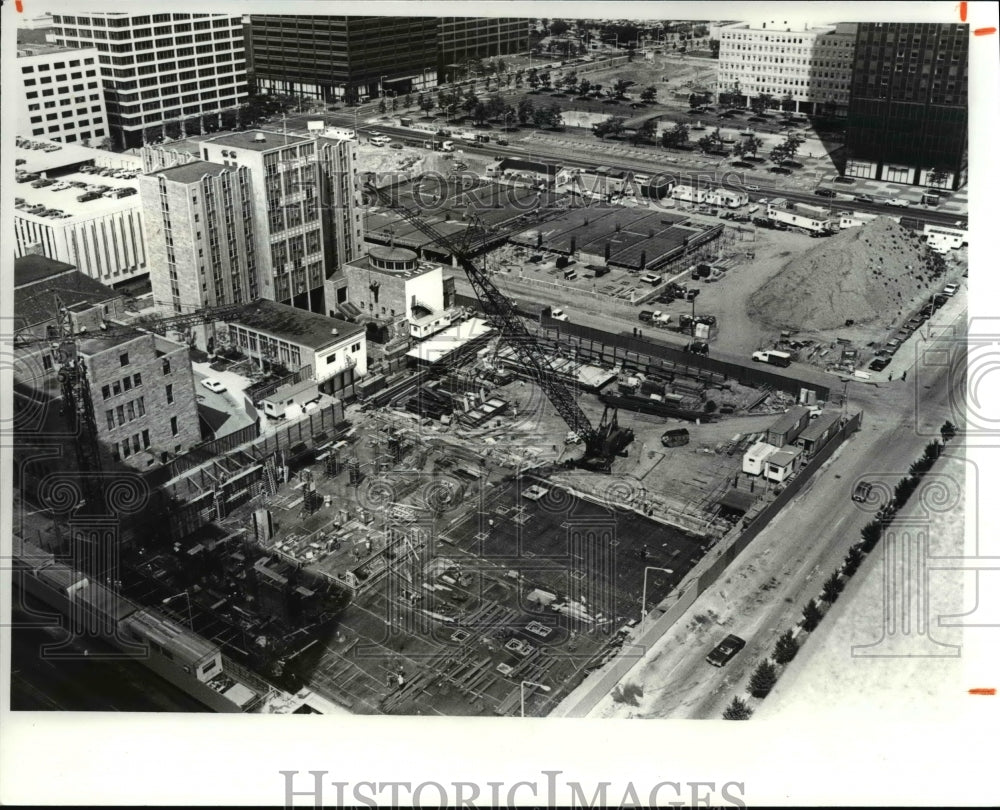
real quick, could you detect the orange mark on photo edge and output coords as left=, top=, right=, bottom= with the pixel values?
left=974, top=27, right=998, bottom=35
left=960, top=1, right=968, bottom=22
left=15, top=0, right=25, bottom=12
left=968, top=688, right=996, bottom=695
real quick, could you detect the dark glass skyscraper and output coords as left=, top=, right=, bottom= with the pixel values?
left=844, top=22, right=968, bottom=190
left=249, top=15, right=440, bottom=102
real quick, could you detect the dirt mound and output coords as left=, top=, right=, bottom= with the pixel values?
left=748, top=217, right=933, bottom=331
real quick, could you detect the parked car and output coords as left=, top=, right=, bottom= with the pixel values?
left=832, top=175, right=856, bottom=184
left=685, top=341, right=709, bottom=355
left=550, top=308, right=570, bottom=322
left=638, top=310, right=655, bottom=323
left=887, top=198, right=911, bottom=208
left=76, top=192, right=101, bottom=202
left=868, top=357, right=892, bottom=371
left=706, top=634, right=746, bottom=667
left=201, top=378, right=227, bottom=393
left=854, top=193, right=874, bottom=203
left=852, top=481, right=873, bottom=503
left=813, top=188, right=836, bottom=197
left=942, top=283, right=960, bottom=297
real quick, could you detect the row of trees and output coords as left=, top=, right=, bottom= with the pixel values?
left=724, top=422, right=957, bottom=720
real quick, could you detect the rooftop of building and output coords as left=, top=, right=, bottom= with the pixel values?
left=15, top=137, right=137, bottom=176
left=153, top=160, right=232, bottom=184
left=768, top=405, right=811, bottom=434
left=798, top=410, right=842, bottom=441
left=721, top=20, right=840, bottom=34
left=15, top=167, right=143, bottom=223
left=16, top=43, right=87, bottom=58
left=203, top=129, right=311, bottom=152
left=345, top=250, right=444, bottom=280
left=229, top=300, right=364, bottom=351
left=369, top=244, right=418, bottom=263
left=498, top=157, right=560, bottom=176
left=14, top=254, right=78, bottom=289
left=15, top=260, right=121, bottom=330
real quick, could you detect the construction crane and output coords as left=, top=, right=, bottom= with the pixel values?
left=365, top=180, right=633, bottom=470
left=17, top=298, right=259, bottom=504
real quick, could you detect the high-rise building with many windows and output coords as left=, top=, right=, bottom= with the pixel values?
left=141, top=130, right=363, bottom=315
left=16, top=44, right=109, bottom=144
left=716, top=20, right=857, bottom=115
left=844, top=22, right=968, bottom=190
left=49, top=12, right=248, bottom=149
left=248, top=15, right=439, bottom=101
left=437, top=18, right=530, bottom=81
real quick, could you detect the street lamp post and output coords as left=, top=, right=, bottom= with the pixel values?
left=379, top=75, right=388, bottom=99
left=162, top=591, right=193, bottom=627
left=520, top=680, right=551, bottom=717
left=640, top=566, right=674, bottom=633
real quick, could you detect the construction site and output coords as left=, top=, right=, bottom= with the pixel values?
left=13, top=172, right=866, bottom=718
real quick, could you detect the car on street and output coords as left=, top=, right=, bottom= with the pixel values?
left=200, top=378, right=226, bottom=394
left=853, top=193, right=874, bottom=203
left=550, top=308, right=569, bottom=322
left=813, top=188, right=836, bottom=197
left=833, top=175, right=856, bottom=184
left=746, top=184, right=759, bottom=191
left=887, top=198, right=911, bottom=207
left=706, top=634, right=746, bottom=667
left=390, top=143, right=403, bottom=149
left=852, top=481, right=873, bottom=503
left=868, top=357, right=891, bottom=372
left=942, top=282, right=959, bottom=296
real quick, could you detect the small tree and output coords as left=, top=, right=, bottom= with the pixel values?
left=631, top=118, right=657, bottom=144
left=723, top=696, right=753, bottom=720
left=378, top=99, right=387, bottom=115
left=821, top=573, right=844, bottom=603
left=578, top=78, right=592, bottom=97
left=940, top=421, right=957, bottom=443
left=927, top=167, right=949, bottom=188
left=547, top=104, right=564, bottom=130
left=861, top=520, right=883, bottom=553
left=640, top=85, right=658, bottom=104
left=773, top=631, right=799, bottom=665
left=613, top=78, right=630, bottom=99
left=769, top=144, right=790, bottom=166
left=419, top=95, right=435, bottom=118
left=516, top=98, right=535, bottom=125
left=843, top=543, right=864, bottom=577
left=593, top=116, right=625, bottom=140
left=802, top=599, right=823, bottom=632
left=924, top=440, right=943, bottom=462
left=662, top=122, right=689, bottom=149
left=750, top=93, right=773, bottom=114
left=747, top=660, right=777, bottom=698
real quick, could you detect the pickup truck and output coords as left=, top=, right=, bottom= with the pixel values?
left=752, top=350, right=792, bottom=367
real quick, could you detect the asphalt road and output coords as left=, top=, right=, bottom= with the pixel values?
left=558, top=309, right=966, bottom=719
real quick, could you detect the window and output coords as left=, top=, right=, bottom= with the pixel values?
left=122, top=375, right=132, bottom=392
left=137, top=397, right=145, bottom=417
left=101, top=384, right=111, bottom=400
left=112, top=381, right=122, bottom=396
left=126, top=401, right=136, bottom=421
left=170, top=416, right=178, bottom=436
left=165, top=384, right=174, bottom=404
left=119, top=352, right=129, bottom=367
left=116, top=405, right=125, bottom=426
left=133, top=373, right=142, bottom=387
left=162, top=358, right=171, bottom=375
left=142, top=429, right=151, bottom=449
left=121, top=439, right=131, bottom=459
left=106, top=410, right=115, bottom=430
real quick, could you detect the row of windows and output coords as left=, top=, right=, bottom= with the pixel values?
left=114, top=429, right=151, bottom=460
left=21, top=57, right=96, bottom=73
left=100, top=371, right=142, bottom=399
left=105, top=396, right=145, bottom=430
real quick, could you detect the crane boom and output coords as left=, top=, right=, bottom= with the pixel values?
left=366, top=181, right=595, bottom=439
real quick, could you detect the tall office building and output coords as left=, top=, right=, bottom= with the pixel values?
left=139, top=161, right=258, bottom=314
left=844, top=22, right=968, bottom=189
left=49, top=12, right=248, bottom=149
left=17, top=44, right=109, bottom=144
left=249, top=15, right=439, bottom=101
left=438, top=18, right=531, bottom=81
left=716, top=20, right=857, bottom=114
left=141, top=130, right=363, bottom=314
